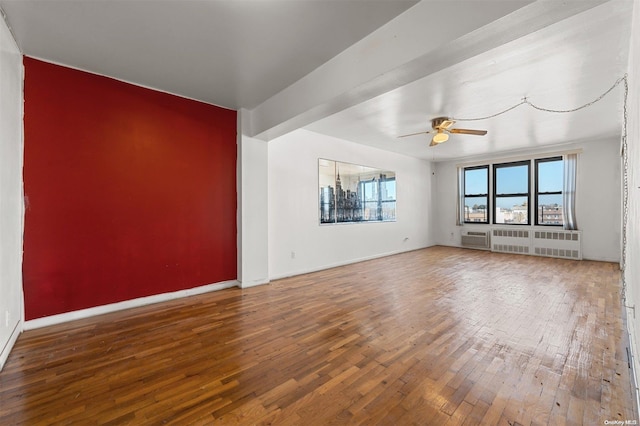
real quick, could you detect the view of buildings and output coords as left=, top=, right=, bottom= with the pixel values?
left=465, top=202, right=563, bottom=225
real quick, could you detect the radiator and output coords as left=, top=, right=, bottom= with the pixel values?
left=461, top=231, right=489, bottom=249
left=491, top=228, right=530, bottom=254
left=532, top=230, right=582, bottom=260
left=489, top=227, right=582, bottom=260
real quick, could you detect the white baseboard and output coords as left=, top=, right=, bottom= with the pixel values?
left=269, top=246, right=432, bottom=281
left=0, top=320, right=21, bottom=371
left=24, top=280, right=239, bottom=330
left=239, top=278, right=270, bottom=289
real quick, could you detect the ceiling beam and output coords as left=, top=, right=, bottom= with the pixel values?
left=247, top=0, right=608, bottom=141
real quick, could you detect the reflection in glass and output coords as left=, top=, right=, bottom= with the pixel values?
left=319, top=159, right=396, bottom=224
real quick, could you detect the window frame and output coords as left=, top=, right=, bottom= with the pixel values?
left=463, top=165, right=489, bottom=224
left=534, top=156, right=563, bottom=227
left=492, top=160, right=531, bottom=225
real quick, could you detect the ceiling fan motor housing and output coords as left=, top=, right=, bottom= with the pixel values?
left=431, top=116, right=453, bottom=129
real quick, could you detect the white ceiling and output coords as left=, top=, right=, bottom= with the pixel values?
left=0, top=0, right=634, bottom=162
left=306, top=0, right=633, bottom=161
left=0, top=0, right=418, bottom=109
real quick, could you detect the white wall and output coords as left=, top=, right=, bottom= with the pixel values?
left=433, top=138, right=621, bottom=262
left=579, top=138, right=622, bottom=261
left=0, top=16, right=24, bottom=370
left=623, top=0, right=640, bottom=409
left=268, top=129, right=434, bottom=279
left=237, top=109, right=269, bottom=288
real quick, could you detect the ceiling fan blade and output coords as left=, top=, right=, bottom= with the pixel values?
left=449, top=128, right=487, bottom=136
left=397, top=130, right=432, bottom=138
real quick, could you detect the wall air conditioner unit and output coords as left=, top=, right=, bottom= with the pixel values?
left=461, top=230, right=489, bottom=249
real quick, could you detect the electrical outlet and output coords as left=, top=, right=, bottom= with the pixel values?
left=291, top=251, right=296, bottom=259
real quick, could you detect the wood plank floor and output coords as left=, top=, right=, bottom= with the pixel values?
left=1, top=246, right=637, bottom=425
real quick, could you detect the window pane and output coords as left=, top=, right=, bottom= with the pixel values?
left=465, top=167, right=488, bottom=195
left=359, top=177, right=396, bottom=221
left=537, top=194, right=563, bottom=225
left=536, top=158, right=563, bottom=226
left=464, top=196, right=488, bottom=222
left=382, top=179, right=396, bottom=200
left=496, top=164, right=528, bottom=194
left=361, top=181, right=376, bottom=201
left=380, top=179, right=396, bottom=221
left=495, top=196, right=528, bottom=224
left=538, top=160, right=563, bottom=192
left=364, top=201, right=378, bottom=220
left=381, top=200, right=396, bottom=221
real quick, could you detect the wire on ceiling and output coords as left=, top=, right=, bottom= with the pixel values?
left=454, top=74, right=630, bottom=303
left=451, top=75, right=628, bottom=121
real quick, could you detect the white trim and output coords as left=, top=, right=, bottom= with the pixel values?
left=239, top=279, right=270, bottom=289
left=0, top=320, right=21, bottom=371
left=269, top=246, right=431, bottom=281
left=24, top=280, right=239, bottom=330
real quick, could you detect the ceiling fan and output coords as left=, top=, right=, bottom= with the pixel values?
left=398, top=117, right=487, bottom=146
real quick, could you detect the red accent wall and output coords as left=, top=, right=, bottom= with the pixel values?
left=23, top=57, right=237, bottom=320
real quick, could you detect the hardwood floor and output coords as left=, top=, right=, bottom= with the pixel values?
left=0, top=246, right=637, bottom=425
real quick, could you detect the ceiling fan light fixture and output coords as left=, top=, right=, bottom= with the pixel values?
left=432, top=131, right=449, bottom=144
left=398, top=116, right=486, bottom=148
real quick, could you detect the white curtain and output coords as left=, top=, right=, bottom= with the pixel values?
left=456, top=167, right=464, bottom=226
left=563, top=153, right=578, bottom=230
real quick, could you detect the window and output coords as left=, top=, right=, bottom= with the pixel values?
left=535, top=157, right=563, bottom=226
left=493, top=161, right=530, bottom=225
left=463, top=166, right=489, bottom=223
left=457, top=154, right=576, bottom=228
